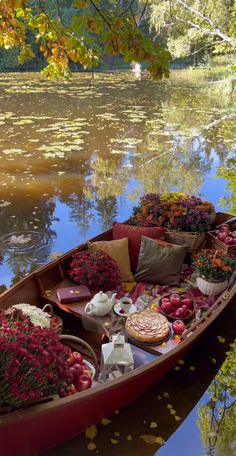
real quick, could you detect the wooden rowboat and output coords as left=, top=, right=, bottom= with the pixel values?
left=0, top=212, right=235, bottom=456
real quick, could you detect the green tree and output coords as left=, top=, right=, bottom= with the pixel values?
left=0, top=0, right=171, bottom=79
left=148, top=0, right=236, bottom=63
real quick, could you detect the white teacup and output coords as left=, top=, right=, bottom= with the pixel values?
left=119, top=297, right=132, bottom=312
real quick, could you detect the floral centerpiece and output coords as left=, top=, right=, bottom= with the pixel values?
left=193, top=249, right=236, bottom=296
left=0, top=309, right=72, bottom=408
left=193, top=249, right=236, bottom=281
left=68, top=250, right=121, bottom=291
left=128, top=192, right=214, bottom=232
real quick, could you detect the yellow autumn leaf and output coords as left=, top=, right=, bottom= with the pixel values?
left=155, top=436, right=165, bottom=445
left=157, top=394, right=162, bottom=400
left=167, top=404, right=173, bottom=409
left=161, top=342, right=167, bottom=346
left=174, top=366, right=181, bottom=371
left=126, top=434, right=133, bottom=441
left=170, top=409, right=176, bottom=415
left=87, top=442, right=96, bottom=450
left=85, top=425, right=97, bottom=440
left=217, top=336, right=225, bottom=343
left=178, top=359, right=184, bottom=365
left=140, top=434, right=157, bottom=444
left=175, top=416, right=181, bottom=421
left=189, top=366, right=195, bottom=371
left=211, top=358, right=217, bottom=364
left=163, top=392, right=170, bottom=398
left=114, top=432, right=120, bottom=436
left=101, top=418, right=111, bottom=426
left=150, top=421, right=158, bottom=428
left=110, top=438, right=118, bottom=444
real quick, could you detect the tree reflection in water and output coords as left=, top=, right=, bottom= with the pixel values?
left=198, top=340, right=236, bottom=456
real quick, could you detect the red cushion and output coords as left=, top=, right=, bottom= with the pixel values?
left=113, top=223, right=165, bottom=273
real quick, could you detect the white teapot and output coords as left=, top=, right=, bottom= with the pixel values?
left=84, top=291, right=117, bottom=317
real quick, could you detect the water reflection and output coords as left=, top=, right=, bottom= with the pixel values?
left=0, top=70, right=235, bottom=285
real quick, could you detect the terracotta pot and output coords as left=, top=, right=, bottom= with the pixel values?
left=196, top=277, right=228, bottom=296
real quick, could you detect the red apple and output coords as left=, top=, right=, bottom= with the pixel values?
left=161, top=297, right=171, bottom=304
left=74, top=374, right=92, bottom=392
left=59, top=384, right=77, bottom=397
left=218, top=232, right=227, bottom=241
left=172, top=319, right=186, bottom=335
left=169, top=294, right=182, bottom=307
left=220, top=224, right=230, bottom=233
left=67, top=351, right=84, bottom=367
left=174, top=307, right=185, bottom=319
left=224, top=236, right=233, bottom=245
left=181, top=298, right=193, bottom=309
left=160, top=301, right=174, bottom=315
left=69, top=363, right=84, bottom=382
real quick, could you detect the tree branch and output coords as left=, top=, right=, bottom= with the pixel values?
left=139, top=0, right=149, bottom=23
left=176, top=0, right=235, bottom=45
left=119, top=0, right=136, bottom=17
left=88, top=0, right=113, bottom=32
left=56, top=0, right=64, bottom=26
left=189, top=40, right=225, bottom=56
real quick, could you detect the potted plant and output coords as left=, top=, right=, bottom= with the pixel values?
left=193, top=249, right=236, bottom=296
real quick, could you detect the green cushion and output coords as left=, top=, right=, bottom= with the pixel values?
left=134, top=236, right=187, bottom=286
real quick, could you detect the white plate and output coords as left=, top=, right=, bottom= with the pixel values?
left=114, top=302, right=137, bottom=317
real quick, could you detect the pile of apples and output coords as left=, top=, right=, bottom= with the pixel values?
left=159, top=293, right=194, bottom=321
left=60, top=351, right=93, bottom=397
left=213, top=224, right=236, bottom=245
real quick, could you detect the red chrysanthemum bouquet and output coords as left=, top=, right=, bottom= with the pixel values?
left=0, top=309, right=72, bottom=408
left=68, top=250, right=121, bottom=291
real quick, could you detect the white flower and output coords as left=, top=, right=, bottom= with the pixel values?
left=13, top=303, right=50, bottom=328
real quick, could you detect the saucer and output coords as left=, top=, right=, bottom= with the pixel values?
left=114, top=302, right=137, bottom=317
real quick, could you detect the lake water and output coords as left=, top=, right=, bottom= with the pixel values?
left=0, top=69, right=235, bottom=455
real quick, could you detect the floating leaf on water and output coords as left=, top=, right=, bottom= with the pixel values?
left=174, top=366, right=181, bottom=371
left=170, top=409, right=176, bottom=415
left=110, top=438, right=118, bottom=444
left=150, top=421, right=158, bottom=428
left=126, top=434, right=133, bottom=441
left=178, top=360, right=184, bottom=365
left=189, top=366, right=195, bottom=371
left=217, top=336, right=225, bottom=343
left=167, top=404, right=173, bottom=409
left=85, top=425, right=97, bottom=440
left=101, top=418, right=111, bottom=426
left=175, top=416, right=181, bottom=421
left=211, top=358, right=217, bottom=364
left=163, top=392, right=170, bottom=398
left=140, top=434, right=164, bottom=445
left=50, top=252, right=63, bottom=260
left=157, top=395, right=162, bottom=400
left=87, top=442, right=96, bottom=451
left=114, top=432, right=120, bottom=437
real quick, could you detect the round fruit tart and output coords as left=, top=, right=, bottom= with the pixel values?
left=125, top=309, right=170, bottom=344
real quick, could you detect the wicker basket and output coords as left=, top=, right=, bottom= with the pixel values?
left=42, top=303, right=63, bottom=334
left=165, top=230, right=205, bottom=252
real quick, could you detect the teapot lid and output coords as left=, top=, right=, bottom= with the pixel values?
left=93, top=291, right=108, bottom=302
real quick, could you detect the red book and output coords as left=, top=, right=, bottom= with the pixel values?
left=57, top=285, right=91, bottom=304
